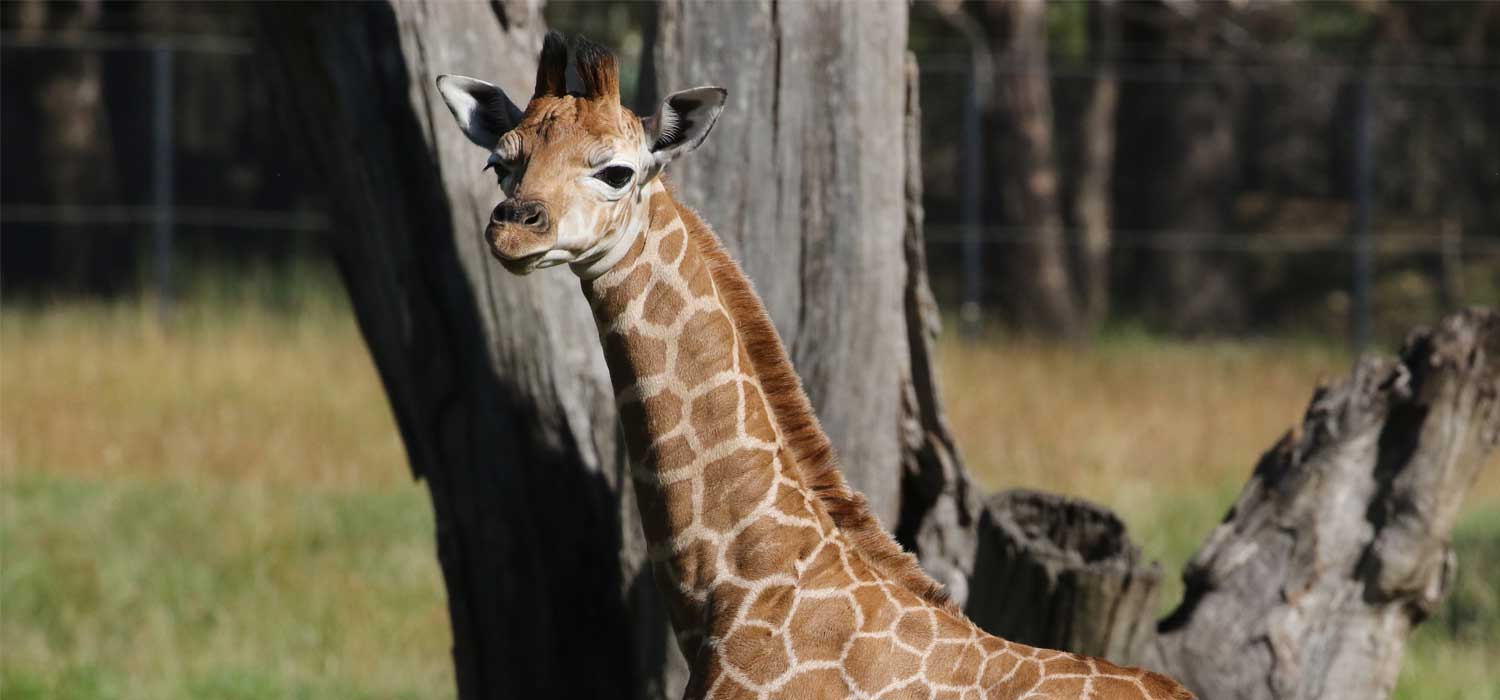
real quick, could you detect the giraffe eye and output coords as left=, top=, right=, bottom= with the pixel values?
left=596, top=165, right=635, bottom=189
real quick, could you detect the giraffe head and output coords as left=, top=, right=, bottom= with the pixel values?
left=437, top=33, right=725, bottom=277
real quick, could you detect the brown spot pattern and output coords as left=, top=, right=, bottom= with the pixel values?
left=678, top=310, right=735, bottom=386
left=643, top=280, right=685, bottom=327
left=788, top=595, right=856, bottom=662
left=578, top=177, right=1194, bottom=699
left=690, top=380, right=740, bottom=450
left=701, top=448, right=774, bottom=532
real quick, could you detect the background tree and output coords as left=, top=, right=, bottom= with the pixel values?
left=974, top=0, right=1080, bottom=337
left=1073, top=0, right=1120, bottom=329
left=3, top=1, right=123, bottom=293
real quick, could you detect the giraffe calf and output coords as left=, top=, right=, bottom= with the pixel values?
left=436, top=32, right=1195, bottom=700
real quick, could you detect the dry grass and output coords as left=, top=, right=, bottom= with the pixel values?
left=942, top=332, right=1341, bottom=507
left=1, top=301, right=408, bottom=489
left=2, top=298, right=1495, bottom=699
left=939, top=327, right=1499, bottom=548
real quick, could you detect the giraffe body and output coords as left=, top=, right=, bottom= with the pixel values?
left=435, top=32, right=1194, bottom=700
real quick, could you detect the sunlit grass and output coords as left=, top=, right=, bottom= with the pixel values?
left=1, top=294, right=1494, bottom=699
left=0, top=297, right=407, bottom=489
left=0, top=473, right=450, bottom=700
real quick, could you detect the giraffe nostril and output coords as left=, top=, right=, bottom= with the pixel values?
left=494, top=200, right=548, bottom=231
left=519, top=202, right=549, bottom=232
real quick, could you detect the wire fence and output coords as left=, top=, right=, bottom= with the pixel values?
left=913, top=37, right=1498, bottom=345
left=2, top=29, right=324, bottom=322
left=3, top=26, right=1495, bottom=346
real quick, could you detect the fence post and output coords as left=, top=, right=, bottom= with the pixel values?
left=152, top=43, right=175, bottom=326
left=1350, top=77, right=1373, bottom=352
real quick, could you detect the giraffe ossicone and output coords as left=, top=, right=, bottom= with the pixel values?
left=436, top=32, right=1194, bottom=700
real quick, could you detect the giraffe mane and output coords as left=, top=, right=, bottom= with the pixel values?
left=667, top=185, right=958, bottom=614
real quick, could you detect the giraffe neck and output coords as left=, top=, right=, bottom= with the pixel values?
left=576, top=183, right=1195, bottom=700
left=581, top=181, right=834, bottom=655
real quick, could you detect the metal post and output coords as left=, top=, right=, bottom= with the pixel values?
left=152, top=43, right=175, bottom=326
left=959, top=59, right=984, bottom=338
left=1350, top=78, right=1373, bottom=353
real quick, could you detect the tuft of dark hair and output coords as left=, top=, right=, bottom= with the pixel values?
left=572, top=34, right=619, bottom=101
left=534, top=30, right=568, bottom=98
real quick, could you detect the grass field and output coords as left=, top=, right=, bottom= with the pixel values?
left=2, top=294, right=1496, bottom=699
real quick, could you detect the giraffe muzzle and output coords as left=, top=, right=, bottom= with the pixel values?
left=492, top=199, right=551, bottom=231
left=487, top=199, right=558, bottom=273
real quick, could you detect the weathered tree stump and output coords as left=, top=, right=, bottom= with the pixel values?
left=1147, top=306, right=1500, bottom=699
left=965, top=489, right=1163, bottom=665
left=960, top=309, right=1498, bottom=699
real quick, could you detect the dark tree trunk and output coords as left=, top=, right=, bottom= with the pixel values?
left=256, top=3, right=658, bottom=697
left=1074, top=0, right=1120, bottom=331
left=1115, top=2, right=1245, bottom=333
left=5, top=0, right=127, bottom=295
left=976, top=0, right=1080, bottom=337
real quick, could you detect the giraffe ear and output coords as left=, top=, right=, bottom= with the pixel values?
left=436, top=74, right=524, bottom=149
left=643, top=86, right=727, bottom=173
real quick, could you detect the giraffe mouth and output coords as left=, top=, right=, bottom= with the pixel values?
left=497, top=250, right=546, bottom=274
left=497, top=249, right=574, bottom=275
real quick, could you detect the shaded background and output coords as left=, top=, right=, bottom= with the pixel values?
left=4, top=1, right=1497, bottom=340
left=3, top=1, right=1497, bottom=698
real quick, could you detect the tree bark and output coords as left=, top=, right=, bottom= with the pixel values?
left=895, top=51, right=985, bottom=607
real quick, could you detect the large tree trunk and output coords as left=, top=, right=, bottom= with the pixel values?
left=258, top=3, right=661, bottom=697
left=655, top=0, right=913, bottom=529
left=260, top=1, right=969, bottom=697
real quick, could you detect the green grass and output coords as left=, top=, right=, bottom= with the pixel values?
left=1394, top=510, right=1500, bottom=700
left=0, top=472, right=450, bottom=700
left=2, top=293, right=1495, bottom=699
